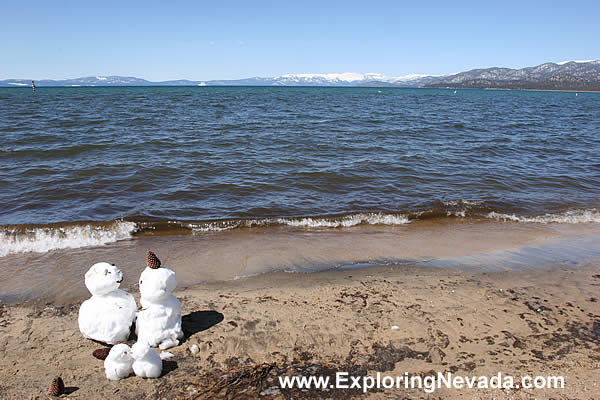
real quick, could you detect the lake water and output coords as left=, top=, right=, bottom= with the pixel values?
left=1, top=86, right=599, bottom=303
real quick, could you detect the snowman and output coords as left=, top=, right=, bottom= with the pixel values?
left=78, top=262, right=137, bottom=344
left=104, top=343, right=134, bottom=381
left=131, top=342, right=163, bottom=378
left=135, top=251, right=184, bottom=350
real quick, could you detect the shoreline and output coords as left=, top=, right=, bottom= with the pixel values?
left=2, top=85, right=600, bottom=93
left=3, top=219, right=600, bottom=306
left=1, top=262, right=599, bottom=399
left=427, top=86, right=600, bottom=93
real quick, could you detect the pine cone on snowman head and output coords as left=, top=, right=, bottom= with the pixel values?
left=139, top=252, right=178, bottom=302
left=147, top=251, right=161, bottom=269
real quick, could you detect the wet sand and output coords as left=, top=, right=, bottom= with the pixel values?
left=0, top=261, right=598, bottom=399
left=3, top=220, right=600, bottom=305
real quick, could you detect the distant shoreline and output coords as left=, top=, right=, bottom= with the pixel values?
left=436, top=87, right=600, bottom=93
left=1, top=85, right=599, bottom=92
left=2, top=60, right=599, bottom=90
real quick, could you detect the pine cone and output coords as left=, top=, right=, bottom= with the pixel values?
left=48, top=376, right=65, bottom=396
left=92, top=347, right=111, bottom=360
left=147, top=251, right=161, bottom=269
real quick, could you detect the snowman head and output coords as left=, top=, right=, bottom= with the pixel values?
left=131, top=341, right=152, bottom=360
left=106, top=343, right=133, bottom=364
left=84, top=262, right=124, bottom=296
left=139, top=251, right=177, bottom=303
left=139, top=266, right=177, bottom=303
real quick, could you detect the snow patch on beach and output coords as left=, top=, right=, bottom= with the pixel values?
left=0, top=221, right=137, bottom=257
left=487, top=209, right=600, bottom=224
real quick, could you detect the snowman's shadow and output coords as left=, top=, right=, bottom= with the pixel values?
left=161, top=360, right=178, bottom=377
left=181, top=310, right=224, bottom=342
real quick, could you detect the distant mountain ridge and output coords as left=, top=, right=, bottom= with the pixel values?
left=423, top=61, right=600, bottom=91
left=2, top=61, right=599, bottom=90
left=0, top=76, right=202, bottom=87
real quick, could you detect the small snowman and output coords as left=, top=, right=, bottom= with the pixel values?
left=104, top=343, right=134, bottom=381
left=136, top=251, right=184, bottom=350
left=131, top=342, right=163, bottom=378
left=78, top=262, right=137, bottom=344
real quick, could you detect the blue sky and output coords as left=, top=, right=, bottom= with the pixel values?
left=2, top=0, right=598, bottom=80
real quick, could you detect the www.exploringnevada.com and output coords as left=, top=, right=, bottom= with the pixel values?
left=278, top=371, right=565, bottom=394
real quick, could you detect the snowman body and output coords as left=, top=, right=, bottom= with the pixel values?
left=136, top=266, right=184, bottom=350
left=78, top=262, right=137, bottom=344
left=131, top=342, right=163, bottom=378
left=104, top=343, right=134, bottom=381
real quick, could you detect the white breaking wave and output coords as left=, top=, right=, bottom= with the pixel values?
left=279, top=213, right=410, bottom=228
left=0, top=221, right=137, bottom=257
left=441, top=199, right=483, bottom=207
left=487, top=209, right=600, bottom=224
left=447, top=210, right=466, bottom=217
left=181, top=208, right=600, bottom=234
left=187, top=221, right=249, bottom=232
left=442, top=200, right=484, bottom=218
left=188, top=213, right=411, bottom=232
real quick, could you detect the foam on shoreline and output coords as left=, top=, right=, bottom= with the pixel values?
left=1, top=218, right=599, bottom=305
left=487, top=209, right=600, bottom=224
left=1, top=208, right=599, bottom=257
left=0, top=221, right=137, bottom=257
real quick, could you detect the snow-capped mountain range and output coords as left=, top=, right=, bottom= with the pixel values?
left=198, top=72, right=434, bottom=87
left=425, top=60, right=600, bottom=90
left=2, top=60, right=599, bottom=90
left=272, top=72, right=432, bottom=85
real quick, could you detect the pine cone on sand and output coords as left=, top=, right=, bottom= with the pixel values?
left=147, top=251, right=161, bottom=269
left=48, top=376, right=65, bottom=396
left=92, top=347, right=111, bottom=360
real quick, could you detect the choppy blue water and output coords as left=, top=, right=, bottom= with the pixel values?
left=3, top=86, right=600, bottom=303
left=1, top=86, right=599, bottom=231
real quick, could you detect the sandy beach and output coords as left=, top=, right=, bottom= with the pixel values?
left=1, top=260, right=598, bottom=399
